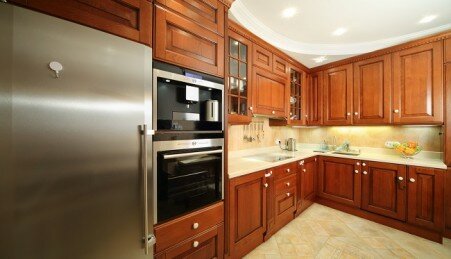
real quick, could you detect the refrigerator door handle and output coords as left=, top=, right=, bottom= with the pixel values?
left=140, top=124, right=155, bottom=254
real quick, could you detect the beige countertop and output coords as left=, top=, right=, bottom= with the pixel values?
left=228, top=144, right=447, bottom=179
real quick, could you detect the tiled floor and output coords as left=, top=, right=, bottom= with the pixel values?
left=244, top=204, right=451, bottom=259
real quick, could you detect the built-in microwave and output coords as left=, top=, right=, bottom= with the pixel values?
left=152, top=137, right=224, bottom=224
left=152, top=65, right=224, bottom=132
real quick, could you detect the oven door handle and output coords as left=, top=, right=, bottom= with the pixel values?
left=163, top=149, right=223, bottom=159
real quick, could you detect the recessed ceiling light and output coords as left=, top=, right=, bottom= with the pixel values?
left=282, top=7, right=297, bottom=18
left=419, top=15, right=437, bottom=24
left=313, top=56, right=327, bottom=63
left=332, top=27, right=347, bottom=36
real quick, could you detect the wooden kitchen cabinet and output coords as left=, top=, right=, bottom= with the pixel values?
left=10, top=0, right=152, bottom=46
left=407, top=166, right=444, bottom=231
left=253, top=44, right=273, bottom=71
left=252, top=66, right=287, bottom=117
left=318, top=157, right=361, bottom=207
left=307, top=71, right=323, bottom=126
left=353, top=55, right=392, bottom=124
left=154, top=5, right=224, bottom=77
left=445, top=38, right=451, bottom=64
left=227, top=29, right=253, bottom=124
left=323, top=64, right=353, bottom=125
left=264, top=169, right=275, bottom=240
left=273, top=55, right=288, bottom=77
left=361, top=161, right=406, bottom=221
left=296, top=157, right=317, bottom=215
left=229, top=171, right=266, bottom=258
left=393, top=41, right=443, bottom=124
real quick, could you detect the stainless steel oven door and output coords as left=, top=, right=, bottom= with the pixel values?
left=152, top=138, right=224, bottom=224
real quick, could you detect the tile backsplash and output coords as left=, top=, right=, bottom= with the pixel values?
left=228, top=118, right=443, bottom=152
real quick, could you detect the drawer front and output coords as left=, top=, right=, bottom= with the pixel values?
left=275, top=174, right=296, bottom=195
left=156, top=223, right=224, bottom=259
left=273, top=162, right=297, bottom=180
left=155, top=202, right=224, bottom=253
left=154, top=5, right=225, bottom=77
left=276, top=187, right=296, bottom=216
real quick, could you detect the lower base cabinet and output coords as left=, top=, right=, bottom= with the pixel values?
left=297, top=157, right=317, bottom=214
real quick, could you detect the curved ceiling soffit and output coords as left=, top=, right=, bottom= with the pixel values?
left=230, top=0, right=451, bottom=56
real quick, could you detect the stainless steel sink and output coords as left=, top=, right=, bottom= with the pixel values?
left=331, top=150, right=361, bottom=156
left=246, top=154, right=295, bottom=162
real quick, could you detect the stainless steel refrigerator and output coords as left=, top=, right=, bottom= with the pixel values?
left=0, top=4, right=155, bottom=259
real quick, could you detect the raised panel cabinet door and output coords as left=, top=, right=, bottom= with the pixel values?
left=300, top=157, right=317, bottom=211
left=252, top=67, right=287, bottom=116
left=264, top=169, right=275, bottom=240
left=308, top=71, right=323, bottom=125
left=445, top=64, right=451, bottom=166
left=156, top=223, right=224, bottom=259
left=318, top=157, right=361, bottom=207
left=274, top=186, right=296, bottom=230
left=17, top=0, right=152, bottom=46
left=407, top=166, right=444, bottom=231
left=253, top=44, right=273, bottom=71
left=229, top=171, right=266, bottom=258
left=156, top=0, right=225, bottom=36
left=361, top=162, right=406, bottom=221
left=445, top=38, right=451, bottom=63
left=353, top=55, right=392, bottom=124
left=393, top=41, right=443, bottom=124
left=273, top=55, right=288, bottom=77
left=324, top=64, right=353, bottom=125
left=154, top=5, right=224, bottom=77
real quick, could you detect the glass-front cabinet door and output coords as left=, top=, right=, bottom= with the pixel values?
left=289, top=67, right=306, bottom=125
left=227, top=29, right=252, bottom=124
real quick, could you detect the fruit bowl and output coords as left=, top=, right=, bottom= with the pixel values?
left=394, top=142, right=422, bottom=159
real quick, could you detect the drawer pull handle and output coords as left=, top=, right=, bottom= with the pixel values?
left=409, top=178, right=415, bottom=183
left=394, top=109, right=399, bottom=114
left=354, top=170, right=359, bottom=174
left=286, top=169, right=290, bottom=173
left=362, top=163, right=366, bottom=166
left=363, top=171, right=367, bottom=175
left=286, top=193, right=291, bottom=197
left=193, top=241, right=199, bottom=248
left=265, top=171, right=273, bottom=177
left=286, top=182, right=290, bottom=187
left=192, top=222, right=199, bottom=230
left=303, top=169, right=306, bottom=172
left=398, top=176, right=404, bottom=181
left=356, top=162, right=360, bottom=166
left=299, top=160, right=304, bottom=165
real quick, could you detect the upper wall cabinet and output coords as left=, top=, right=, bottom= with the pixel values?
left=252, top=67, right=287, bottom=117
left=273, top=55, right=288, bottom=77
left=323, top=64, right=353, bottom=125
left=445, top=38, right=451, bottom=63
left=353, top=55, right=392, bottom=125
left=156, top=0, right=224, bottom=36
left=393, top=41, right=443, bottom=124
left=154, top=4, right=225, bottom=77
left=10, top=0, right=152, bottom=46
left=307, top=71, right=323, bottom=126
left=288, top=67, right=306, bottom=125
left=227, top=29, right=253, bottom=124
left=253, top=44, right=273, bottom=71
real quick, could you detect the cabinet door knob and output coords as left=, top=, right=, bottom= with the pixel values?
left=303, top=169, right=306, bottom=172
left=286, top=168, right=290, bottom=173
left=193, top=241, right=199, bottom=248
left=272, top=110, right=276, bottom=114
left=249, top=106, right=253, bottom=111
left=305, top=114, right=308, bottom=118
left=286, top=182, right=290, bottom=187
left=347, top=112, right=351, bottom=116
left=398, top=176, right=404, bottom=181
left=265, top=171, right=272, bottom=177
left=299, top=160, right=304, bottom=165
left=290, top=112, right=293, bottom=116
left=356, top=162, right=360, bottom=166
left=354, top=112, right=359, bottom=115
left=286, top=193, right=291, bottom=197
left=362, top=163, right=366, bottom=166
left=354, top=170, right=359, bottom=174
left=192, top=222, right=199, bottom=229
left=409, top=178, right=415, bottom=183
left=394, top=109, right=399, bottom=113
left=363, top=171, right=368, bottom=175
left=264, top=183, right=269, bottom=188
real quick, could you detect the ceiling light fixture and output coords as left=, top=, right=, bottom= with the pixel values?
left=419, top=15, right=437, bottom=24
left=313, top=56, right=327, bottom=63
left=332, top=27, right=347, bottom=36
left=282, top=7, right=297, bottom=18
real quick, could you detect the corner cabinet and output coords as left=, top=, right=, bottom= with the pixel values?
left=307, top=71, right=323, bottom=126
left=296, top=157, right=317, bottom=215
left=228, top=171, right=266, bottom=258
left=393, top=41, right=443, bottom=124
left=323, top=64, right=353, bottom=125
left=227, top=29, right=253, bottom=124
left=288, top=67, right=307, bottom=125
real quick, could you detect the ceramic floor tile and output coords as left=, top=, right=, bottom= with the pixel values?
left=246, top=203, right=451, bottom=259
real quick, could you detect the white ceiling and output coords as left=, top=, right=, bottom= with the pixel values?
left=229, top=0, right=451, bottom=68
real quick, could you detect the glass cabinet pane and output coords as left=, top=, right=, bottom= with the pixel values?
left=239, top=62, right=247, bottom=79
left=239, top=98, right=248, bottom=115
left=239, top=79, right=247, bottom=96
left=229, top=96, right=238, bottom=114
left=239, top=43, right=247, bottom=62
left=229, top=58, right=238, bottom=77
left=229, top=77, right=238, bottom=95
left=230, top=39, right=238, bottom=58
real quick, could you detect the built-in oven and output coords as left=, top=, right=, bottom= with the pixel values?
left=153, top=137, right=223, bottom=224
left=152, top=66, right=224, bottom=132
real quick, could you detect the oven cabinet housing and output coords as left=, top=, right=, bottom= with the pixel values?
left=154, top=0, right=225, bottom=77
left=154, top=202, right=224, bottom=259
left=296, top=157, right=317, bottom=215
left=9, top=0, right=153, bottom=46
left=228, top=171, right=266, bottom=258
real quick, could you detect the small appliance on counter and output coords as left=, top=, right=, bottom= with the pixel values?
left=279, top=138, right=297, bottom=151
